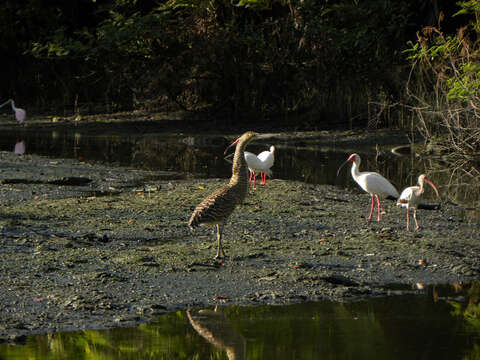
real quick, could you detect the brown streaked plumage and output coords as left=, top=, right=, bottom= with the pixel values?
left=189, top=131, right=258, bottom=259
left=396, top=174, right=440, bottom=231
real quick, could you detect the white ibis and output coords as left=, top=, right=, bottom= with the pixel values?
left=244, top=146, right=274, bottom=189
left=244, top=151, right=263, bottom=189
left=396, top=174, right=440, bottom=230
left=189, top=131, right=261, bottom=259
left=337, top=153, right=399, bottom=221
left=0, top=99, right=26, bottom=125
left=257, top=145, right=275, bottom=185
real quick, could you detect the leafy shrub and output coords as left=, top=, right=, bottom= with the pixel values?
left=404, top=0, right=480, bottom=154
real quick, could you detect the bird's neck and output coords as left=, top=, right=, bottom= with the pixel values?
left=350, top=161, right=360, bottom=180
left=229, top=141, right=249, bottom=188
left=418, top=181, right=425, bottom=194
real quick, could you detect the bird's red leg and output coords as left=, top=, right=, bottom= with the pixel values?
left=260, top=172, right=264, bottom=184
left=252, top=171, right=257, bottom=189
left=263, top=173, right=268, bottom=185
left=413, top=209, right=420, bottom=230
left=367, top=195, right=375, bottom=220
left=376, top=194, right=382, bottom=221
left=248, top=170, right=253, bottom=188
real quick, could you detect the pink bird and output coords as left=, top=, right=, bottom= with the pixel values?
left=396, top=174, right=440, bottom=231
left=338, top=153, right=399, bottom=221
left=0, top=99, right=26, bottom=125
left=14, top=140, right=25, bottom=155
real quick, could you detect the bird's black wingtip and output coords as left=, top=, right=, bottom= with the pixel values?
left=418, top=203, right=442, bottom=210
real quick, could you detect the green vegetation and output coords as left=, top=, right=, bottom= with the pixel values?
left=1, top=0, right=479, bottom=151
left=0, top=1, right=416, bottom=121
left=404, top=0, right=480, bottom=155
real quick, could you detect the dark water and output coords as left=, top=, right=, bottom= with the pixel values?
left=1, top=283, right=479, bottom=359
left=1, top=127, right=478, bottom=215
left=0, top=129, right=462, bottom=192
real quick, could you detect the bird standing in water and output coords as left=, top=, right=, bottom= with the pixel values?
left=0, top=99, right=26, bottom=125
left=337, top=153, right=399, bottom=221
left=397, top=174, right=440, bottom=231
left=189, top=131, right=260, bottom=259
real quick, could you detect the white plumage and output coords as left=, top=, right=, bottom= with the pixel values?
left=397, top=174, right=439, bottom=230
left=257, top=145, right=275, bottom=184
left=338, top=153, right=399, bottom=221
left=244, top=145, right=275, bottom=188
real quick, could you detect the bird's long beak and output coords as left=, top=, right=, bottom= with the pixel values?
left=224, top=138, right=239, bottom=155
left=425, top=178, right=440, bottom=199
left=223, top=133, right=268, bottom=155
left=0, top=99, right=11, bottom=108
left=336, top=160, right=349, bottom=177
left=254, top=133, right=269, bottom=140
left=223, top=152, right=233, bottom=164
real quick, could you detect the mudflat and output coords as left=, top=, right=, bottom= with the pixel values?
left=0, top=145, right=478, bottom=342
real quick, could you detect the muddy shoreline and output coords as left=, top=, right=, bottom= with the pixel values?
left=0, top=127, right=479, bottom=342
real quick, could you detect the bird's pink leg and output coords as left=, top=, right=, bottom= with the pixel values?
left=367, top=195, right=375, bottom=220
left=248, top=170, right=253, bottom=188
left=263, top=173, right=268, bottom=185
left=260, top=172, right=264, bottom=184
left=413, top=209, right=420, bottom=230
left=376, top=194, right=382, bottom=221
left=252, top=171, right=257, bottom=189
left=406, top=208, right=410, bottom=231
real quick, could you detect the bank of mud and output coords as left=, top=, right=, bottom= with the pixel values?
left=0, top=150, right=479, bottom=342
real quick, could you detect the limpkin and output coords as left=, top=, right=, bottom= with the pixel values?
left=188, top=131, right=261, bottom=259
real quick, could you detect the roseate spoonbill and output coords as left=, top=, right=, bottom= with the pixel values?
left=189, top=132, right=262, bottom=259
left=337, top=153, right=399, bottom=221
left=396, top=174, right=440, bottom=230
left=0, top=99, right=26, bottom=125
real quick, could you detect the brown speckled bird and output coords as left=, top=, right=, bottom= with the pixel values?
left=188, top=131, right=259, bottom=259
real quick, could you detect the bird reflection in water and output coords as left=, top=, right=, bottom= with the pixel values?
left=187, top=306, right=246, bottom=360
left=14, top=140, right=25, bottom=155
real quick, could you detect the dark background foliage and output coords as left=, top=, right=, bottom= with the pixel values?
left=0, top=0, right=464, bottom=129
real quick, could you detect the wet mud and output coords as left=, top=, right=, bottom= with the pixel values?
left=0, top=139, right=478, bottom=342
